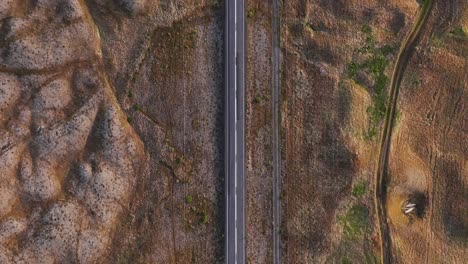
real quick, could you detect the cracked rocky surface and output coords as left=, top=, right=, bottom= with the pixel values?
left=2, top=0, right=223, bottom=263
left=0, top=0, right=150, bottom=263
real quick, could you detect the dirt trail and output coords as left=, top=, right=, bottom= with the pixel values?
left=374, top=0, right=435, bottom=263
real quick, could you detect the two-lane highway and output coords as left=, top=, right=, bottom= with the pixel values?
left=225, top=0, right=245, bottom=263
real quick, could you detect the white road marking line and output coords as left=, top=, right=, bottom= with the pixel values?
left=234, top=0, right=238, bottom=259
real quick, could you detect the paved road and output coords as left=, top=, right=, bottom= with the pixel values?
left=225, top=0, right=245, bottom=263
left=271, top=0, right=281, bottom=263
left=373, top=0, right=434, bottom=263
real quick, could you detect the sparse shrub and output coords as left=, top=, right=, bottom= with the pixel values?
left=199, top=210, right=208, bottom=224
left=431, top=36, right=445, bottom=48
left=247, top=8, right=256, bottom=20
left=288, top=23, right=304, bottom=38
left=305, top=22, right=314, bottom=33
left=346, top=21, right=396, bottom=140
left=188, top=28, right=198, bottom=40
left=352, top=182, right=366, bottom=198
left=342, top=257, right=353, bottom=264
left=133, top=103, right=141, bottom=111
left=365, top=252, right=379, bottom=264
left=379, top=44, right=396, bottom=56
left=367, top=103, right=383, bottom=125
left=338, top=205, right=369, bottom=239
left=347, top=62, right=358, bottom=78
left=368, top=56, right=387, bottom=76
left=364, top=126, right=378, bottom=141
left=253, top=95, right=263, bottom=104
left=210, top=0, right=221, bottom=9
left=361, top=24, right=372, bottom=34
left=411, top=77, right=422, bottom=88
left=185, top=195, right=193, bottom=204
left=374, top=74, right=388, bottom=94
left=449, top=27, right=466, bottom=37
left=358, top=35, right=376, bottom=53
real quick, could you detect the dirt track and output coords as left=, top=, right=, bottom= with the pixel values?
left=374, top=0, right=435, bottom=263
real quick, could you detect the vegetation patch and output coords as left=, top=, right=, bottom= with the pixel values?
left=430, top=35, right=445, bottom=48
left=406, top=72, right=422, bottom=88
left=132, top=103, right=142, bottom=111
left=365, top=251, right=379, bottom=264
left=199, top=210, right=209, bottom=224
left=208, top=0, right=221, bottom=9
left=392, top=109, right=402, bottom=128
left=247, top=8, right=256, bottom=20
left=253, top=95, right=262, bottom=104
left=253, top=93, right=268, bottom=105
left=338, top=204, right=369, bottom=239
left=347, top=62, right=359, bottom=79
left=184, top=194, right=212, bottom=229
left=341, top=257, right=353, bottom=264
left=352, top=182, right=366, bottom=198
left=152, top=22, right=199, bottom=76
left=449, top=26, right=467, bottom=38
left=346, top=25, right=395, bottom=140
left=305, top=22, right=314, bottom=34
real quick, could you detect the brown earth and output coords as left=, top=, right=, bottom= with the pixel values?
left=245, top=1, right=275, bottom=263
left=1, top=0, right=466, bottom=263
left=387, top=0, right=467, bottom=262
left=0, top=0, right=224, bottom=263
left=279, top=0, right=467, bottom=263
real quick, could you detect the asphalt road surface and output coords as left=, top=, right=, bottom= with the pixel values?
left=272, top=0, right=282, bottom=263
left=225, top=0, right=245, bottom=263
